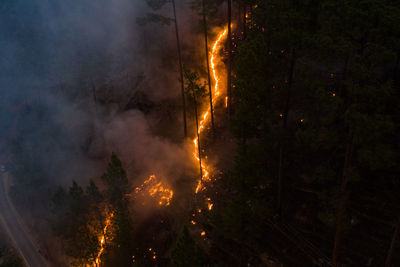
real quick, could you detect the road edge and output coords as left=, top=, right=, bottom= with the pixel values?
left=1, top=173, right=47, bottom=267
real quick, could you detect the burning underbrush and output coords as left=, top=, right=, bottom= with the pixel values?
left=134, top=174, right=174, bottom=207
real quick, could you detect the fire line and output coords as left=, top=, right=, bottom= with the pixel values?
left=92, top=27, right=227, bottom=266
left=194, top=28, right=227, bottom=194
left=92, top=211, right=114, bottom=266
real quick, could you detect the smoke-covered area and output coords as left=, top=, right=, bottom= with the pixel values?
left=0, top=0, right=201, bottom=185
left=0, top=0, right=208, bottom=263
left=102, top=110, right=194, bottom=179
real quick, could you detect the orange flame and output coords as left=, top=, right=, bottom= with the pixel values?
left=194, top=28, right=227, bottom=194
left=92, top=211, right=114, bottom=266
left=135, top=175, right=174, bottom=206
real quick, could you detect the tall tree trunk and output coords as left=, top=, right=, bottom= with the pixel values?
left=283, top=48, right=296, bottom=129
left=202, top=0, right=215, bottom=135
left=276, top=145, right=284, bottom=217
left=172, top=0, right=187, bottom=138
left=338, top=57, right=349, bottom=98
left=276, top=48, right=296, bottom=216
left=91, top=78, right=98, bottom=117
left=332, top=54, right=353, bottom=266
left=385, top=218, right=400, bottom=267
left=332, top=132, right=354, bottom=267
left=227, top=0, right=232, bottom=117
left=193, top=92, right=203, bottom=180
left=393, top=50, right=400, bottom=82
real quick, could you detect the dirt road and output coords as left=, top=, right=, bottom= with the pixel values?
left=0, top=172, right=47, bottom=267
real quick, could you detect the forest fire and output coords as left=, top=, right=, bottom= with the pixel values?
left=93, top=211, right=114, bottom=266
left=86, top=28, right=225, bottom=267
left=3, top=1, right=398, bottom=265
left=194, top=28, right=227, bottom=194
left=90, top=29, right=227, bottom=264
left=135, top=175, right=174, bottom=206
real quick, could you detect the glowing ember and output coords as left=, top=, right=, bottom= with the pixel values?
left=135, top=175, right=174, bottom=206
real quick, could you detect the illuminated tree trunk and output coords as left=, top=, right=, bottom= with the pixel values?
left=192, top=92, right=203, bottom=179
left=202, top=0, right=215, bottom=135
left=332, top=133, right=354, bottom=267
left=227, top=0, right=232, bottom=117
left=277, top=48, right=296, bottom=216
left=385, top=218, right=400, bottom=267
left=172, top=0, right=187, bottom=138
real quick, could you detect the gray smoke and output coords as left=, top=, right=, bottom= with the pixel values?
left=0, top=0, right=201, bottom=189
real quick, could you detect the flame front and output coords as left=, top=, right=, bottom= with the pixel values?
left=92, top=211, right=114, bottom=266
left=194, top=28, right=227, bottom=194
left=135, top=175, right=174, bottom=206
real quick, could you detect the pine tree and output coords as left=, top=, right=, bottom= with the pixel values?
left=50, top=181, right=101, bottom=266
left=170, top=226, right=205, bottom=266
left=209, top=0, right=400, bottom=265
left=101, top=153, right=134, bottom=266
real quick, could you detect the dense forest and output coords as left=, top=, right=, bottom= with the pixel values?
left=1, top=0, right=399, bottom=266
